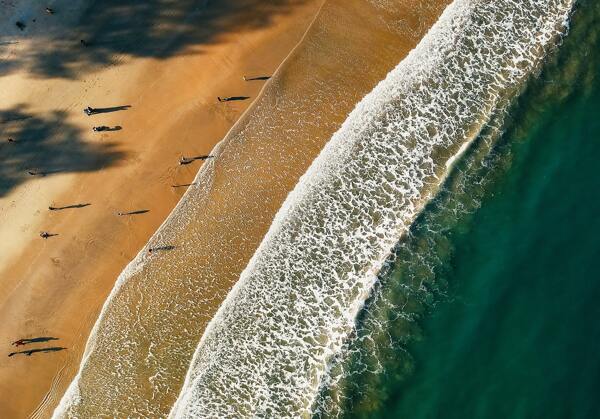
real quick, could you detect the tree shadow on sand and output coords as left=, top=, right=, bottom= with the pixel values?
left=0, top=0, right=309, bottom=79
left=0, top=104, right=126, bottom=197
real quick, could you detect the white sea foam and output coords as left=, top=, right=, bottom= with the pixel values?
left=169, top=0, right=574, bottom=417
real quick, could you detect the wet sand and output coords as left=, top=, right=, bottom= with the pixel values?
left=54, top=0, right=452, bottom=417
left=0, top=0, right=323, bottom=417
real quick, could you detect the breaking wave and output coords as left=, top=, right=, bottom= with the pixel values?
left=168, top=0, right=574, bottom=417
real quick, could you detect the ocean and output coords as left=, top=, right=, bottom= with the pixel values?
left=318, top=0, right=600, bottom=417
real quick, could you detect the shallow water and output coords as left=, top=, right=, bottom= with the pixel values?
left=321, top=1, right=600, bottom=417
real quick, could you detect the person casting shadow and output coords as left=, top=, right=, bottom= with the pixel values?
left=8, top=347, right=66, bottom=357
left=48, top=203, right=91, bottom=210
left=93, top=125, right=122, bottom=132
left=12, top=337, right=59, bottom=346
left=39, top=231, right=59, bottom=239
left=217, top=96, right=250, bottom=102
left=179, top=155, right=214, bottom=165
left=84, top=105, right=131, bottom=115
left=243, top=75, right=271, bottom=81
left=117, top=209, right=150, bottom=216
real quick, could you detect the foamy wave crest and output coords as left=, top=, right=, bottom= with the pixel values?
left=168, top=0, right=573, bottom=417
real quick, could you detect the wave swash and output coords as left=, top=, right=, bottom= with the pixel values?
left=167, top=0, right=574, bottom=417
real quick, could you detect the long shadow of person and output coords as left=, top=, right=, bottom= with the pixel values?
left=85, top=105, right=131, bottom=115
left=8, top=347, right=66, bottom=357
left=12, top=337, right=60, bottom=346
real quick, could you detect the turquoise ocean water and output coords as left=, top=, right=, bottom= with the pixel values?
left=319, top=1, right=600, bottom=417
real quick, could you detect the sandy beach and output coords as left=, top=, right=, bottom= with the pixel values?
left=0, top=1, right=323, bottom=417
left=49, top=0, right=452, bottom=417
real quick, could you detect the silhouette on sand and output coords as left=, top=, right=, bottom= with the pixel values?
left=8, top=347, right=66, bottom=357
left=12, top=337, right=59, bottom=347
left=93, top=125, right=122, bottom=132
left=171, top=183, right=196, bottom=188
left=179, top=155, right=214, bottom=165
left=117, top=209, right=150, bottom=216
left=48, top=203, right=91, bottom=211
left=217, top=96, right=250, bottom=102
left=148, top=245, right=176, bottom=253
left=39, top=231, right=59, bottom=239
left=243, top=75, right=271, bottom=81
left=84, top=105, right=131, bottom=116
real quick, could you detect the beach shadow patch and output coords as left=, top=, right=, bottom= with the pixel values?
left=0, top=0, right=310, bottom=79
left=0, top=104, right=127, bottom=197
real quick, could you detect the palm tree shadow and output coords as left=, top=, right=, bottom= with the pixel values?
left=0, top=0, right=309, bottom=79
left=0, top=104, right=127, bottom=197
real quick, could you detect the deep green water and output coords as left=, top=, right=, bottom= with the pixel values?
left=318, top=1, right=600, bottom=418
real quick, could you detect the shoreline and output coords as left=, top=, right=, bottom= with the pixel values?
left=53, top=0, right=452, bottom=417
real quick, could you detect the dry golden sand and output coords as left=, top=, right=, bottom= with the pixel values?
left=55, top=0, right=452, bottom=417
left=0, top=1, right=323, bottom=417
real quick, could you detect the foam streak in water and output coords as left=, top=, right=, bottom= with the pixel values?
left=167, top=0, right=573, bottom=416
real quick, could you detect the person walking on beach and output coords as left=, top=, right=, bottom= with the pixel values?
left=12, top=339, right=26, bottom=347
left=179, top=155, right=213, bottom=165
left=40, top=231, right=51, bottom=239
